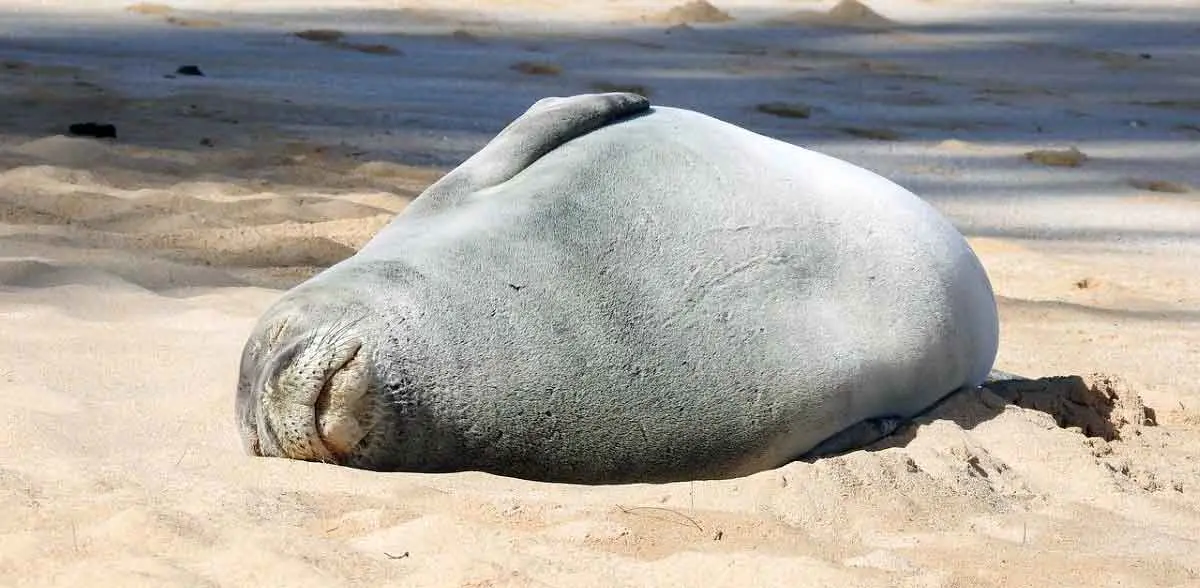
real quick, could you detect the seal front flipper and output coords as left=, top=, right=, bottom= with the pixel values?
left=402, top=92, right=651, bottom=217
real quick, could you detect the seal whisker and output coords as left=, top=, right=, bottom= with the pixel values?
left=316, top=314, right=369, bottom=360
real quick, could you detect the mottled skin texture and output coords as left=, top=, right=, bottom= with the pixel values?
left=236, top=93, right=1000, bottom=485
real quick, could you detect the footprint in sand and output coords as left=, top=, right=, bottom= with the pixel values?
left=1131, top=99, right=1200, bottom=112
left=292, top=29, right=401, bottom=56
left=511, top=62, right=563, bottom=76
left=839, top=126, right=901, bottom=141
left=125, top=2, right=173, bottom=15
left=1024, top=147, right=1088, bottom=168
left=293, top=29, right=346, bottom=43
left=164, top=15, right=222, bottom=28
left=1128, top=178, right=1191, bottom=194
left=756, top=102, right=813, bottom=119
left=125, top=3, right=221, bottom=28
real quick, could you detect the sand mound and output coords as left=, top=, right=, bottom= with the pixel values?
left=393, top=7, right=496, bottom=27
left=826, top=0, right=893, bottom=27
left=0, top=165, right=388, bottom=233
left=10, top=136, right=117, bottom=167
left=747, top=372, right=1194, bottom=555
left=4, top=140, right=190, bottom=180
left=97, top=193, right=387, bottom=233
left=983, top=374, right=1155, bottom=441
left=0, top=253, right=247, bottom=293
left=124, top=2, right=173, bottom=16
left=0, top=134, right=406, bottom=293
left=647, top=1, right=734, bottom=25
left=153, top=232, right=358, bottom=269
left=0, top=258, right=142, bottom=290
left=125, top=2, right=222, bottom=28
left=351, top=160, right=444, bottom=183
left=768, top=0, right=895, bottom=30
left=934, top=138, right=981, bottom=152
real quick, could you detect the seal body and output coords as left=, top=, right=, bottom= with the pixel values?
left=236, top=93, right=999, bottom=484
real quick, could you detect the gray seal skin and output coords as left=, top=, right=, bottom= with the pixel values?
left=236, top=92, right=1000, bottom=485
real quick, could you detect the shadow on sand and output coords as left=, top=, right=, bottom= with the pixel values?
left=0, top=3, right=1195, bottom=293
left=798, top=370, right=1160, bottom=468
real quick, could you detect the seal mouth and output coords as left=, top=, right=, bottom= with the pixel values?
left=257, top=328, right=371, bottom=465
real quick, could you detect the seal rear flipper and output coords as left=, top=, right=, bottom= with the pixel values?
left=800, top=416, right=906, bottom=460
left=403, top=92, right=651, bottom=216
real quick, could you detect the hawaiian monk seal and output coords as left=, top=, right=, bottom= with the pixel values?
left=235, top=92, right=999, bottom=484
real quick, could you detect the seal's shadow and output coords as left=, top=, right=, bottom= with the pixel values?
left=809, top=373, right=1158, bottom=461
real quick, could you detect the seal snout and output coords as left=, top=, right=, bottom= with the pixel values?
left=257, top=328, right=372, bottom=465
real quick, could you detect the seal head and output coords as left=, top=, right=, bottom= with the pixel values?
left=236, top=299, right=373, bottom=464
left=237, top=93, right=654, bottom=473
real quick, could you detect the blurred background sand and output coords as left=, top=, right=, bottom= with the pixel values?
left=1, top=1, right=1198, bottom=586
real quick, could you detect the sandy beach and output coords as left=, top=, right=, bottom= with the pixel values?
left=1, top=0, right=1199, bottom=585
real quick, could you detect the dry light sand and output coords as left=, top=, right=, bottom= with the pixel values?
left=2, top=0, right=1199, bottom=586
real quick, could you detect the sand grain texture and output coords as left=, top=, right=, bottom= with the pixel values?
left=2, top=0, right=1199, bottom=586
left=767, top=0, right=896, bottom=30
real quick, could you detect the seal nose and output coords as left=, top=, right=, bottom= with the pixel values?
left=258, top=331, right=371, bottom=463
